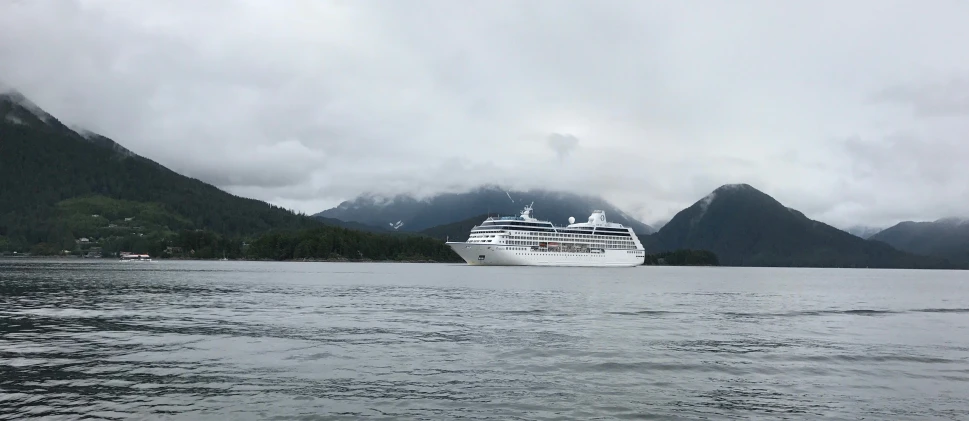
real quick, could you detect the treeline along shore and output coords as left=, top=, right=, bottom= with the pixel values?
left=2, top=223, right=464, bottom=263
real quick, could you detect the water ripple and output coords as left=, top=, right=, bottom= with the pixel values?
left=2, top=260, right=968, bottom=420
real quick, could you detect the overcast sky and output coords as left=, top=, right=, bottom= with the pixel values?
left=2, top=0, right=968, bottom=228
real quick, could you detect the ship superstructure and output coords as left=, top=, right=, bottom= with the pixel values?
left=446, top=204, right=646, bottom=267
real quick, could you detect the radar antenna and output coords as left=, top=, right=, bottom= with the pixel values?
left=520, top=202, right=536, bottom=220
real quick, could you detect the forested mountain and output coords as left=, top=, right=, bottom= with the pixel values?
left=870, top=218, right=969, bottom=263
left=648, top=184, right=962, bottom=269
left=316, top=186, right=654, bottom=234
left=0, top=88, right=466, bottom=262
left=315, top=216, right=390, bottom=233
left=5, top=87, right=964, bottom=267
left=418, top=214, right=490, bottom=242
left=0, top=89, right=323, bottom=254
left=245, top=226, right=461, bottom=262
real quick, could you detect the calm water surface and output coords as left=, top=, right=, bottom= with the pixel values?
left=1, top=259, right=968, bottom=420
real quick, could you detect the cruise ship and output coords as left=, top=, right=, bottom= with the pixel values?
left=446, top=204, right=646, bottom=267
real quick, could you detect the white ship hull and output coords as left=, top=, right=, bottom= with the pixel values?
left=447, top=243, right=644, bottom=267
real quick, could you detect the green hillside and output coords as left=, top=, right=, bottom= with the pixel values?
left=0, top=95, right=320, bottom=250
left=0, top=91, right=322, bottom=256
left=0, top=89, right=468, bottom=262
left=245, top=227, right=462, bottom=262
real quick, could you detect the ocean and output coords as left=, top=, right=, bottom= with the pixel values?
left=1, top=259, right=967, bottom=420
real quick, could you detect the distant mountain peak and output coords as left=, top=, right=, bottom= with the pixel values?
left=716, top=183, right=754, bottom=192
left=655, top=183, right=959, bottom=268
left=692, top=183, right=772, bottom=222
left=318, top=186, right=654, bottom=234
left=689, top=183, right=772, bottom=226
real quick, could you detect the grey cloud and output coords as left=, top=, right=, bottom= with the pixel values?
left=844, top=133, right=967, bottom=185
left=823, top=132, right=969, bottom=226
left=547, top=133, right=579, bottom=160
left=182, top=139, right=327, bottom=189
left=2, top=0, right=969, bottom=228
left=870, top=76, right=969, bottom=117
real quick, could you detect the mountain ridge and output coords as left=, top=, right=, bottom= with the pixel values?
left=4, top=87, right=966, bottom=268
left=1, top=88, right=322, bottom=253
left=870, top=217, right=969, bottom=263
left=317, top=186, right=655, bottom=234
left=649, top=183, right=961, bottom=268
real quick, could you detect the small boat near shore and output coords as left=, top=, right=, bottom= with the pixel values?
left=119, top=252, right=152, bottom=262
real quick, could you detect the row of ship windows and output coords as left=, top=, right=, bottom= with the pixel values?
left=480, top=221, right=629, bottom=231
left=505, top=241, right=635, bottom=248
left=481, top=221, right=554, bottom=227
left=514, top=253, right=605, bottom=256
left=507, top=235, right=632, bottom=241
left=506, top=238, right=634, bottom=245
left=475, top=226, right=632, bottom=235
left=468, top=236, right=635, bottom=245
left=503, top=244, right=638, bottom=251
left=471, top=232, right=632, bottom=239
left=469, top=238, right=635, bottom=247
left=511, top=233, right=631, bottom=238
left=504, top=247, right=606, bottom=254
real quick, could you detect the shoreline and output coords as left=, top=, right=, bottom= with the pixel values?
left=0, top=255, right=456, bottom=264
left=5, top=256, right=961, bottom=270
